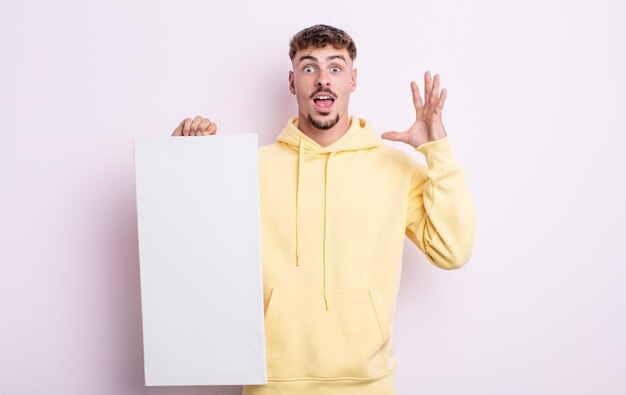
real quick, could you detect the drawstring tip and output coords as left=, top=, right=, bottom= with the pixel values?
left=324, top=298, right=329, bottom=311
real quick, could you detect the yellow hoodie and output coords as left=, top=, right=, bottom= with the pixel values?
left=242, top=115, right=476, bottom=395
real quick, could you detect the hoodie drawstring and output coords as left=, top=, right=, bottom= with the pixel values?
left=322, top=152, right=336, bottom=311
left=296, top=137, right=303, bottom=267
left=295, top=135, right=334, bottom=311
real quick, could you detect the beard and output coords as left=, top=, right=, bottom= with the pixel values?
left=307, top=112, right=340, bottom=130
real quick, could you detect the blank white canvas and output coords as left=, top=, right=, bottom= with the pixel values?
left=133, top=133, right=266, bottom=386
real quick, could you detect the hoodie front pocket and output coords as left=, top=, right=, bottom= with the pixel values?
left=264, top=286, right=392, bottom=380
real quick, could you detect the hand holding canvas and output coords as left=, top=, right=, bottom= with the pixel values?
left=172, top=116, right=218, bottom=136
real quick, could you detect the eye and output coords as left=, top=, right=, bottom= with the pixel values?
left=331, top=66, right=341, bottom=72
left=303, top=66, right=315, bottom=73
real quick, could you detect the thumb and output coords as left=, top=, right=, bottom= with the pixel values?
left=381, top=131, right=406, bottom=143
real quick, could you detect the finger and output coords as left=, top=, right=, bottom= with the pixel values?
left=424, top=71, right=432, bottom=110
left=182, top=118, right=193, bottom=136
left=190, top=115, right=205, bottom=136
left=207, top=122, right=217, bottom=135
left=411, top=81, right=424, bottom=115
left=436, top=88, right=447, bottom=115
left=197, top=118, right=213, bottom=134
left=199, top=122, right=217, bottom=136
left=431, top=74, right=440, bottom=109
left=380, top=131, right=408, bottom=144
left=172, top=123, right=183, bottom=136
left=190, top=115, right=204, bottom=135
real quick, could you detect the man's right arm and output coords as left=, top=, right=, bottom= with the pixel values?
left=171, top=115, right=217, bottom=136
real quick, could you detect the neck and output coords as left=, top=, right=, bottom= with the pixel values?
left=296, top=110, right=351, bottom=148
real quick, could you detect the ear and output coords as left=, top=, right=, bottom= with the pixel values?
left=350, top=68, right=357, bottom=93
left=288, top=70, right=295, bottom=95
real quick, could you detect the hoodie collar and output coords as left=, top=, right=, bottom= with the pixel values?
left=276, top=115, right=383, bottom=153
left=276, top=115, right=383, bottom=310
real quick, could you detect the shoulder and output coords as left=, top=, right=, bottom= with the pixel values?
left=372, top=143, right=421, bottom=170
left=374, top=143, right=430, bottom=187
left=258, top=142, right=286, bottom=158
left=257, top=142, right=294, bottom=170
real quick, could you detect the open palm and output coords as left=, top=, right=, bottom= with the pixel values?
left=382, top=71, right=448, bottom=148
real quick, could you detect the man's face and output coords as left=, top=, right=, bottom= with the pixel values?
left=289, top=45, right=357, bottom=130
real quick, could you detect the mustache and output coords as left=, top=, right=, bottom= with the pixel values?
left=309, top=88, right=337, bottom=100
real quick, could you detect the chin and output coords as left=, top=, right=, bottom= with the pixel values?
left=308, top=112, right=340, bottom=130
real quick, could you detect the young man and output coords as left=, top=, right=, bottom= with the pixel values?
left=172, top=24, right=475, bottom=395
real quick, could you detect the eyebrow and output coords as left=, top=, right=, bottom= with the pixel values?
left=298, top=54, right=347, bottom=64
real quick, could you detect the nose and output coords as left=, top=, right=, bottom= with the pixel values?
left=315, top=69, right=330, bottom=87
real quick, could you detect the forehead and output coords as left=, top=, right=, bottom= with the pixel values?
left=294, top=45, right=352, bottom=65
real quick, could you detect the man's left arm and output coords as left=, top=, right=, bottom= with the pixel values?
left=405, top=136, right=476, bottom=269
left=382, top=71, right=476, bottom=269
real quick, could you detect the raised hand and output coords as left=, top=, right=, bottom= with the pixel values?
left=381, top=71, right=448, bottom=148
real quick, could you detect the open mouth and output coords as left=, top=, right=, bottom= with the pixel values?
left=313, top=94, right=335, bottom=111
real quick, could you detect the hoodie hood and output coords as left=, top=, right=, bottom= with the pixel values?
left=276, top=115, right=384, bottom=310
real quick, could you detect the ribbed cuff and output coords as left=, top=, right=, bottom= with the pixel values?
left=414, top=135, right=458, bottom=169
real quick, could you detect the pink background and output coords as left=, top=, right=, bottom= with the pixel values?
left=1, top=0, right=625, bottom=394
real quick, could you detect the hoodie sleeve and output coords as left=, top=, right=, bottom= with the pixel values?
left=405, top=135, right=476, bottom=270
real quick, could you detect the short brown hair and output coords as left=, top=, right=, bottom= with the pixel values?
left=289, top=24, right=357, bottom=62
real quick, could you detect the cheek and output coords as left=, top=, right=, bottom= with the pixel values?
left=337, top=84, right=353, bottom=99
left=293, top=79, right=309, bottom=93
left=294, top=89, right=309, bottom=104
